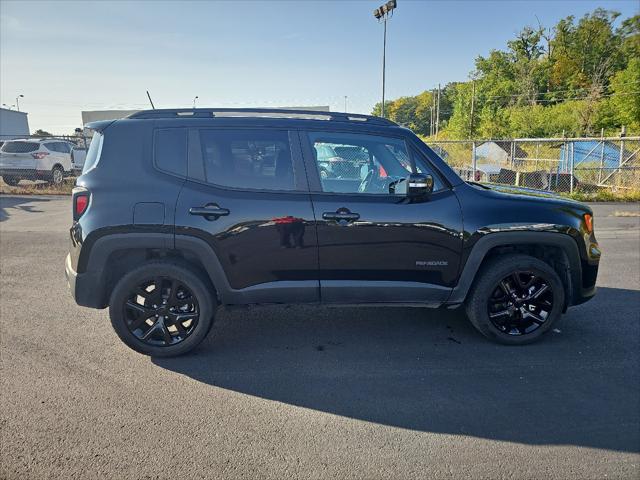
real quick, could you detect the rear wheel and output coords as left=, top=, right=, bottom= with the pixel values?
left=109, top=262, right=216, bottom=356
left=2, top=176, right=20, bottom=186
left=465, top=254, right=564, bottom=345
left=51, top=165, right=64, bottom=186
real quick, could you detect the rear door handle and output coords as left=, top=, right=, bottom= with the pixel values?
left=189, top=204, right=230, bottom=220
left=322, top=210, right=360, bottom=222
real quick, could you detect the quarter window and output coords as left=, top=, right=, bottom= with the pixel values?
left=82, top=132, right=104, bottom=173
left=155, top=128, right=187, bottom=177
left=198, top=129, right=295, bottom=191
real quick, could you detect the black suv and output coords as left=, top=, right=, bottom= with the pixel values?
left=65, top=108, right=600, bottom=356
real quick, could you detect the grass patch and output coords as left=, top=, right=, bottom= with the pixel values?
left=0, top=180, right=74, bottom=195
left=561, top=189, right=640, bottom=202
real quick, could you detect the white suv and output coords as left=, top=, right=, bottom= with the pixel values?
left=0, top=138, right=76, bottom=186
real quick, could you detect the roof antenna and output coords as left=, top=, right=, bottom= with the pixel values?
left=146, top=90, right=156, bottom=109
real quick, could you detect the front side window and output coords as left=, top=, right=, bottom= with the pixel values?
left=199, top=129, right=295, bottom=191
left=309, top=132, right=433, bottom=195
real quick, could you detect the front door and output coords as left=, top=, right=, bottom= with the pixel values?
left=175, top=128, right=319, bottom=304
left=302, top=130, right=463, bottom=305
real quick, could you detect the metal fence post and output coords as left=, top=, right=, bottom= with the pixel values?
left=570, top=141, right=575, bottom=194
left=598, top=130, right=605, bottom=185
left=471, top=141, right=477, bottom=179
left=619, top=126, right=626, bottom=190
left=510, top=141, right=515, bottom=169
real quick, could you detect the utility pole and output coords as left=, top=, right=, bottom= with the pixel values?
left=432, top=91, right=436, bottom=136
left=435, top=84, right=441, bottom=139
left=469, top=80, right=476, bottom=139
left=344, top=96, right=348, bottom=113
left=429, top=106, right=434, bottom=137
left=373, top=0, right=397, bottom=118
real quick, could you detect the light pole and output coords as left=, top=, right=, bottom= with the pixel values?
left=16, top=94, right=24, bottom=112
left=344, top=96, right=348, bottom=112
left=193, top=96, right=199, bottom=109
left=373, top=0, right=396, bottom=118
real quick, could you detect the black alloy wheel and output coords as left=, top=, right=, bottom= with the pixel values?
left=123, top=276, right=200, bottom=347
left=487, top=271, right=554, bottom=336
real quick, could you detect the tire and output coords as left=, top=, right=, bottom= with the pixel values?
left=51, top=165, right=64, bottom=186
left=465, top=254, right=565, bottom=345
left=109, top=261, right=216, bottom=356
left=2, top=176, right=20, bottom=186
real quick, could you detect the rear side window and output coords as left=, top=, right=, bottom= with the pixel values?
left=154, top=128, right=187, bottom=177
left=58, top=142, right=72, bottom=154
left=198, top=129, right=295, bottom=191
left=1, top=141, right=39, bottom=153
left=82, top=132, right=104, bottom=173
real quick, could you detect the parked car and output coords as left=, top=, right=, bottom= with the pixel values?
left=65, top=108, right=600, bottom=356
left=455, top=164, right=502, bottom=183
left=71, top=146, right=87, bottom=175
left=315, top=143, right=369, bottom=179
left=0, top=138, right=76, bottom=185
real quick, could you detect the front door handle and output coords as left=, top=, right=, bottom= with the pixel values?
left=322, top=209, right=360, bottom=223
left=189, top=204, right=230, bottom=220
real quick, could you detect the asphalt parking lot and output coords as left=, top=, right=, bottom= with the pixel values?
left=1, top=195, right=639, bottom=479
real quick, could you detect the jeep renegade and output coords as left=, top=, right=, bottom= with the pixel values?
left=65, top=108, right=600, bottom=356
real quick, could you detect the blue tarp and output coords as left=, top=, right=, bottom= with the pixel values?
left=559, top=140, right=627, bottom=171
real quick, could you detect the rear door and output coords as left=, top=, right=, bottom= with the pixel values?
left=301, top=129, right=463, bottom=305
left=175, top=127, right=319, bottom=304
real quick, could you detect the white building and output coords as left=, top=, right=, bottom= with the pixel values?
left=0, top=107, right=30, bottom=141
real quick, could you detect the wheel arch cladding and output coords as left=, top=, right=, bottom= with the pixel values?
left=447, top=231, right=581, bottom=307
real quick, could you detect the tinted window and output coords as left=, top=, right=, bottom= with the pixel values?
left=1, top=141, right=39, bottom=153
left=82, top=132, right=104, bottom=174
left=309, top=132, right=443, bottom=195
left=199, top=129, right=295, bottom=191
left=58, top=142, right=72, bottom=154
left=309, top=132, right=443, bottom=194
left=155, top=128, right=187, bottom=177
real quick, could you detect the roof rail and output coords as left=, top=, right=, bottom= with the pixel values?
left=127, top=108, right=396, bottom=126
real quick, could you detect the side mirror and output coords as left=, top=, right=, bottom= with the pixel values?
left=407, top=173, right=434, bottom=200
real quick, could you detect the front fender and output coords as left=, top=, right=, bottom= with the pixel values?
left=447, top=230, right=583, bottom=306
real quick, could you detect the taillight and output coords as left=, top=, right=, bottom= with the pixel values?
left=31, top=152, right=49, bottom=159
left=72, top=188, right=90, bottom=220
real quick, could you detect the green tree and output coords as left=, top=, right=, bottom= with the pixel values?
left=608, top=57, right=640, bottom=131
left=32, top=129, right=52, bottom=137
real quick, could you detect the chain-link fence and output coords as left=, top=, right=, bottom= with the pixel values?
left=430, top=136, right=640, bottom=195
left=0, top=134, right=88, bottom=193
left=2, top=132, right=639, bottom=197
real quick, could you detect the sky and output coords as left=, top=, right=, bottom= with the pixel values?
left=1, top=0, right=638, bottom=133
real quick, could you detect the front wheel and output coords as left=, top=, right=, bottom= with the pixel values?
left=465, top=254, right=565, bottom=345
left=2, top=176, right=20, bottom=186
left=109, top=261, right=216, bottom=356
